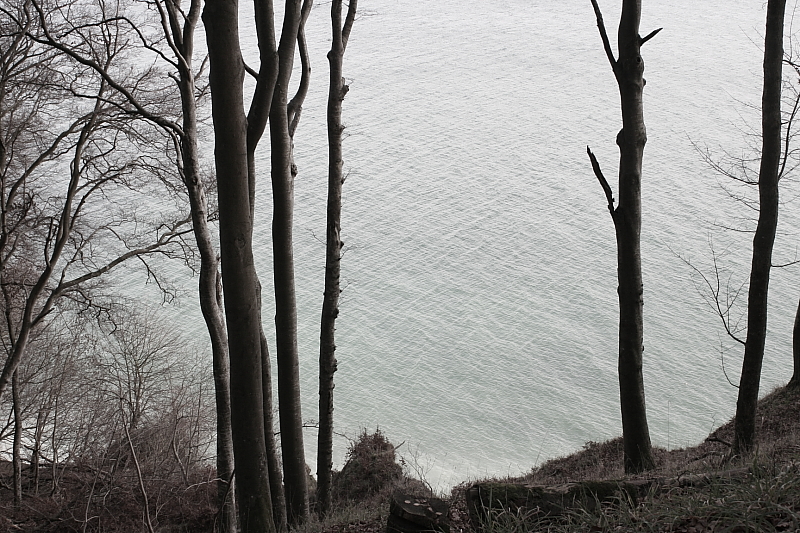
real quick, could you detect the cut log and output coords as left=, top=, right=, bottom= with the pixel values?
left=466, top=469, right=754, bottom=531
left=386, top=491, right=449, bottom=533
left=466, top=480, right=645, bottom=530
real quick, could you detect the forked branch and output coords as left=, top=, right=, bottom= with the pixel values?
left=341, top=0, right=357, bottom=51
left=288, top=0, right=314, bottom=137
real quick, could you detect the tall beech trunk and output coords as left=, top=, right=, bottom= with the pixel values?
left=587, top=0, right=659, bottom=474
left=269, top=0, right=312, bottom=525
left=163, top=0, right=238, bottom=528
left=256, top=282, right=287, bottom=533
left=261, top=328, right=287, bottom=533
left=790, top=298, right=800, bottom=388
left=203, top=0, right=275, bottom=530
left=316, top=0, right=356, bottom=517
left=734, top=0, right=786, bottom=454
left=242, top=1, right=288, bottom=528
left=205, top=0, right=313, bottom=527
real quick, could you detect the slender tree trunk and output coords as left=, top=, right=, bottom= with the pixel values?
left=238, top=0, right=303, bottom=524
left=588, top=0, right=656, bottom=473
left=163, top=1, right=239, bottom=528
left=271, top=82, right=310, bottom=528
left=203, top=0, right=275, bottom=530
left=733, top=0, right=785, bottom=456
left=32, top=411, right=44, bottom=496
left=261, top=309, right=287, bottom=533
left=176, top=30, right=238, bottom=533
left=317, top=0, right=356, bottom=517
left=789, top=298, right=800, bottom=388
left=270, top=0, right=310, bottom=524
left=12, top=369, right=22, bottom=506
left=242, top=2, right=288, bottom=528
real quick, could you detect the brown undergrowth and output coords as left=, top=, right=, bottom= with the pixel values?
left=0, top=462, right=218, bottom=532
left=2, top=387, right=798, bottom=532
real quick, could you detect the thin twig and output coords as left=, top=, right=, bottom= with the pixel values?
left=718, top=339, right=740, bottom=389
left=705, top=435, right=732, bottom=447
left=213, top=469, right=236, bottom=532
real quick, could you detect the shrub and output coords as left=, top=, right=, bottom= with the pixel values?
left=332, top=429, right=402, bottom=503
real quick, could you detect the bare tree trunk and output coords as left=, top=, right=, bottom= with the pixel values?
left=734, top=0, right=785, bottom=456
left=245, top=5, right=286, bottom=529
left=316, top=0, right=356, bottom=517
left=261, top=319, right=287, bottom=533
left=587, top=0, right=659, bottom=473
left=12, top=369, right=22, bottom=506
left=270, top=0, right=312, bottom=525
left=32, top=408, right=45, bottom=496
left=163, top=0, right=238, bottom=527
left=790, top=298, right=800, bottom=388
left=203, top=0, right=275, bottom=530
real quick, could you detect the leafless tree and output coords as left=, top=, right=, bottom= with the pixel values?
left=19, top=0, right=242, bottom=526
left=0, top=0, right=191, bottom=408
left=586, top=0, right=661, bottom=473
left=317, top=0, right=356, bottom=517
left=203, top=0, right=314, bottom=527
left=734, top=0, right=787, bottom=456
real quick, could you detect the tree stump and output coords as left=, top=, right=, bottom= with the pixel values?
left=386, top=491, right=449, bottom=533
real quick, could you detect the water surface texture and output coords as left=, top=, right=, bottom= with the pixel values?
left=223, top=1, right=799, bottom=488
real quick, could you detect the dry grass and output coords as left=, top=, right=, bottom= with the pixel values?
left=453, top=384, right=800, bottom=533
left=286, top=385, right=800, bottom=533
left=3, top=387, right=798, bottom=532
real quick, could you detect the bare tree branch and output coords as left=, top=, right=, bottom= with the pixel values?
left=590, top=0, right=617, bottom=73
left=587, top=145, right=615, bottom=215
left=639, top=27, right=662, bottom=46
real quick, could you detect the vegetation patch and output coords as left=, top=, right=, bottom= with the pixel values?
left=332, top=429, right=404, bottom=504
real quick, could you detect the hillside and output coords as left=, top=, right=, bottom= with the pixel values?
left=311, top=384, right=800, bottom=533
left=2, top=385, right=799, bottom=532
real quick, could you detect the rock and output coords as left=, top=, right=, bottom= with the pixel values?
left=386, top=491, right=449, bottom=533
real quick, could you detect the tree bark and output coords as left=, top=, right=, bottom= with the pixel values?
left=316, top=0, right=356, bottom=517
left=12, top=369, right=22, bottom=506
left=203, top=0, right=275, bottom=530
left=262, top=320, right=288, bottom=533
left=162, top=0, right=238, bottom=528
left=733, top=0, right=785, bottom=456
left=588, top=0, right=656, bottom=473
left=243, top=6, right=287, bottom=529
left=269, top=0, right=311, bottom=525
left=789, top=298, right=800, bottom=388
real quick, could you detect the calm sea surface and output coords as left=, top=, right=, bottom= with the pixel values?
left=176, top=1, right=799, bottom=489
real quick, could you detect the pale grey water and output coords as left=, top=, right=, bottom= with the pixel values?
left=178, top=1, right=800, bottom=489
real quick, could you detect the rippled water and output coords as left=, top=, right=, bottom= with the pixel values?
left=209, top=1, right=800, bottom=489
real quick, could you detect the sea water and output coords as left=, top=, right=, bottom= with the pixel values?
left=201, top=1, right=798, bottom=490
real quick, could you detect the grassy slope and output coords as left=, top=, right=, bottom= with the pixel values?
left=303, top=384, right=800, bottom=533
left=448, top=384, right=800, bottom=532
